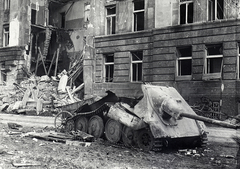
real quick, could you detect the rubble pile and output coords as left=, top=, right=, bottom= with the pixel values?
left=0, top=72, right=84, bottom=116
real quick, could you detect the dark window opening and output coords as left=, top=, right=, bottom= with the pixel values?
left=180, top=1, right=193, bottom=24
left=105, top=54, right=114, bottom=82
left=208, top=0, right=224, bottom=21
left=177, top=46, right=192, bottom=76
left=207, top=44, right=223, bottom=55
left=31, top=9, right=37, bottom=24
left=238, top=44, right=240, bottom=79
left=131, top=51, right=143, bottom=81
left=133, top=0, right=144, bottom=31
left=106, top=6, right=116, bottom=35
left=1, top=63, right=6, bottom=83
left=207, top=57, right=222, bottom=73
left=217, top=0, right=224, bottom=19
left=134, top=0, right=144, bottom=10
left=107, top=6, right=116, bottom=15
left=3, top=26, right=9, bottom=47
left=205, top=44, right=223, bottom=74
left=61, top=12, right=65, bottom=28
left=134, top=12, right=144, bottom=31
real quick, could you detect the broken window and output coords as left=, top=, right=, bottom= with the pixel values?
left=208, top=0, right=224, bottom=21
left=3, top=25, right=9, bottom=47
left=176, top=46, right=192, bottom=76
left=104, top=54, right=114, bottom=82
left=60, top=12, right=65, bottom=28
left=4, top=0, right=10, bottom=10
left=180, top=0, right=193, bottom=24
left=106, top=5, right=116, bottom=35
left=133, top=0, right=144, bottom=31
left=31, top=9, right=37, bottom=25
left=131, top=51, right=143, bottom=82
left=204, top=44, right=223, bottom=76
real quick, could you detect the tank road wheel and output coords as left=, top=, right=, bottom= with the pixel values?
left=88, top=115, right=104, bottom=138
left=75, top=117, right=88, bottom=133
left=105, top=119, right=122, bottom=143
left=65, top=119, right=75, bottom=133
left=54, top=111, right=73, bottom=132
left=137, top=129, right=154, bottom=151
left=122, top=126, right=135, bottom=147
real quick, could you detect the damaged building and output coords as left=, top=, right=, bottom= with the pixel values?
left=87, top=0, right=240, bottom=117
left=1, top=0, right=240, bottom=117
left=0, top=0, right=89, bottom=87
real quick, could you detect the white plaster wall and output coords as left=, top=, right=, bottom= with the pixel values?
left=9, top=18, right=20, bottom=46
left=155, top=0, right=173, bottom=28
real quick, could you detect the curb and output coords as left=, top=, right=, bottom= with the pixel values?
left=0, top=113, right=55, bottom=127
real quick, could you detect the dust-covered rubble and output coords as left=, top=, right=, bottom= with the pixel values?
left=0, top=72, right=84, bottom=116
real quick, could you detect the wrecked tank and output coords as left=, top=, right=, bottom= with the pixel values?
left=55, top=84, right=238, bottom=151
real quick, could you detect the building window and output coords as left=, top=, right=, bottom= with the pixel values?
left=4, top=0, right=10, bottom=10
left=203, top=44, right=223, bottom=79
left=238, top=43, right=240, bottom=79
left=133, top=0, right=144, bottom=32
left=176, top=46, right=192, bottom=76
left=60, top=12, right=65, bottom=28
left=208, top=0, right=224, bottom=21
left=31, top=9, right=37, bottom=24
left=0, top=63, right=6, bottom=84
left=3, top=25, right=9, bottom=47
left=180, top=0, right=193, bottom=24
left=84, top=2, right=90, bottom=22
left=106, top=5, right=116, bottom=35
left=104, top=54, right=114, bottom=82
left=131, top=51, right=143, bottom=82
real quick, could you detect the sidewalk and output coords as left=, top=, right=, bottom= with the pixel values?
left=0, top=113, right=238, bottom=144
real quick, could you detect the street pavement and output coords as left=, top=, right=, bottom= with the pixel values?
left=0, top=113, right=239, bottom=145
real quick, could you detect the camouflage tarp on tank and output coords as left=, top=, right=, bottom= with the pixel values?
left=133, top=84, right=206, bottom=138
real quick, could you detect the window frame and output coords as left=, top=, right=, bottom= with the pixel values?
left=237, top=43, right=240, bottom=80
left=203, top=44, right=223, bottom=80
left=31, top=9, right=37, bottom=25
left=179, top=0, right=194, bottom=25
left=131, top=51, right=143, bottom=82
left=60, top=12, right=66, bottom=28
left=0, top=63, right=7, bottom=84
left=208, top=0, right=224, bottom=21
left=104, top=53, right=114, bottom=83
left=4, top=0, right=10, bottom=10
left=132, top=0, right=145, bottom=32
left=3, top=25, right=9, bottom=47
left=105, top=5, right=116, bottom=35
left=84, top=2, right=90, bottom=23
left=176, top=46, right=192, bottom=80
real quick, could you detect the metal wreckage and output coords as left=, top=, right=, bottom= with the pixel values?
left=54, top=84, right=239, bottom=151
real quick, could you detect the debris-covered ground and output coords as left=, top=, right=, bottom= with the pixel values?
left=0, top=73, right=85, bottom=116
left=0, top=122, right=238, bottom=169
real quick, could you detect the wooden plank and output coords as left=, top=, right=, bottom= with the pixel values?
left=66, top=86, right=75, bottom=103
left=54, top=45, right=61, bottom=76
left=22, top=89, right=31, bottom=107
left=47, top=51, right=56, bottom=75
left=38, top=47, right=47, bottom=75
left=35, top=54, right=40, bottom=75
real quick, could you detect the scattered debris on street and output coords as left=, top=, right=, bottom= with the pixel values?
left=0, top=71, right=84, bottom=116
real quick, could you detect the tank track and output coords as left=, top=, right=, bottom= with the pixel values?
left=64, top=103, right=208, bottom=152
left=152, top=138, right=164, bottom=151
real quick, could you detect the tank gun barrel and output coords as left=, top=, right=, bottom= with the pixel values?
left=180, top=113, right=239, bottom=129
